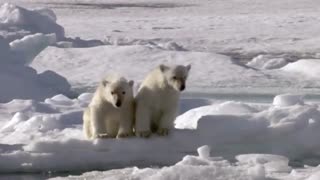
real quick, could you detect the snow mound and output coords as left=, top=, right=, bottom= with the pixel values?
left=0, top=64, right=72, bottom=103
left=175, top=101, right=258, bottom=129
left=0, top=112, right=29, bottom=133
left=175, top=100, right=320, bottom=161
left=197, top=145, right=211, bottom=159
left=33, top=8, right=57, bottom=22
left=77, top=93, right=93, bottom=102
left=10, top=33, right=56, bottom=65
left=247, top=55, right=288, bottom=70
left=282, top=59, right=320, bottom=79
left=0, top=3, right=103, bottom=48
left=0, top=3, right=65, bottom=41
left=0, top=33, right=72, bottom=103
left=273, top=94, right=304, bottom=107
left=0, top=95, right=85, bottom=144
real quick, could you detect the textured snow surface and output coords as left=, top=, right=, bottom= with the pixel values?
left=31, top=45, right=320, bottom=94
left=0, top=3, right=65, bottom=41
left=0, top=34, right=72, bottom=103
left=50, top=146, right=320, bottom=180
left=247, top=55, right=288, bottom=70
left=1, top=0, right=320, bottom=179
left=0, top=94, right=320, bottom=178
left=282, top=59, right=320, bottom=79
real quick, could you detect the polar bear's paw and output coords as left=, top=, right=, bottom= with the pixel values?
left=117, top=131, right=134, bottom=138
left=136, top=130, right=151, bottom=138
left=96, top=133, right=114, bottom=139
left=157, top=128, right=169, bottom=136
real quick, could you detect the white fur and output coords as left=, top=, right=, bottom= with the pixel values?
left=135, top=64, right=191, bottom=137
left=83, top=75, right=134, bottom=139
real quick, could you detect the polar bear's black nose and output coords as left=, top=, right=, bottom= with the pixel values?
left=180, top=85, right=185, bottom=91
left=116, top=101, right=122, bottom=107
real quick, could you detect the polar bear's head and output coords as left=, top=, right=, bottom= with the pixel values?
left=160, top=64, right=191, bottom=92
left=102, top=78, right=134, bottom=108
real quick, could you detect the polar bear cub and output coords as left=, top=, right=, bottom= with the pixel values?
left=83, top=75, right=135, bottom=139
left=135, top=64, right=191, bottom=137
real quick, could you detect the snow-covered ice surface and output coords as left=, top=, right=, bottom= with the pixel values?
left=0, top=94, right=320, bottom=180
left=1, top=0, right=320, bottom=179
left=282, top=59, right=320, bottom=79
left=0, top=3, right=64, bottom=41
left=10, top=0, right=320, bottom=54
left=32, top=45, right=307, bottom=93
left=0, top=33, right=73, bottom=103
left=5, top=0, right=320, bottom=72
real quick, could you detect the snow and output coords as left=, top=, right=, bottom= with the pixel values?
left=273, top=94, right=304, bottom=107
left=0, top=13, right=72, bottom=103
left=197, top=145, right=211, bottom=160
left=51, top=154, right=256, bottom=180
left=31, top=45, right=320, bottom=94
left=47, top=146, right=320, bottom=180
left=0, top=3, right=65, bottom=41
left=10, top=33, right=56, bottom=65
left=177, top=97, right=320, bottom=161
left=1, top=0, right=320, bottom=179
left=175, top=101, right=258, bottom=129
left=247, top=55, right=288, bottom=70
left=0, top=3, right=103, bottom=48
left=49, top=145, right=264, bottom=180
left=0, top=63, right=72, bottom=103
left=0, top=94, right=319, bottom=177
left=236, top=154, right=292, bottom=173
left=247, top=164, right=265, bottom=180
left=307, top=171, right=320, bottom=180
left=282, top=59, right=320, bottom=79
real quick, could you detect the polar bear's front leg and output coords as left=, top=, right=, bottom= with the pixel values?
left=117, top=114, right=134, bottom=138
left=158, top=108, right=177, bottom=136
left=83, top=108, right=93, bottom=139
left=90, top=106, right=106, bottom=139
left=135, top=104, right=151, bottom=138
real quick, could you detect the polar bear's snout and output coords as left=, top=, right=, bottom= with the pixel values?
left=111, top=93, right=123, bottom=108
left=180, top=83, right=185, bottom=91
left=175, top=77, right=186, bottom=91
left=115, top=99, right=122, bottom=107
left=173, top=78, right=186, bottom=91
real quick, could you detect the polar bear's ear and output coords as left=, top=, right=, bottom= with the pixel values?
left=102, top=80, right=109, bottom=87
left=128, top=80, right=134, bottom=87
left=186, top=64, right=191, bottom=71
left=159, top=64, right=169, bottom=72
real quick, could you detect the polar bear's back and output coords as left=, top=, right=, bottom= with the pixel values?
left=139, top=67, right=166, bottom=91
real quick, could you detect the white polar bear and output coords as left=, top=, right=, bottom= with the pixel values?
left=83, top=75, right=135, bottom=139
left=135, top=64, right=191, bottom=137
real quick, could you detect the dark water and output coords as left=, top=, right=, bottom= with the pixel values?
left=0, top=172, right=82, bottom=180
left=0, top=173, right=51, bottom=180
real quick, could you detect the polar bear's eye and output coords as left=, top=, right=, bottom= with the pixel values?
left=111, top=91, right=115, bottom=95
left=172, top=76, right=177, bottom=80
left=122, top=91, right=126, bottom=95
